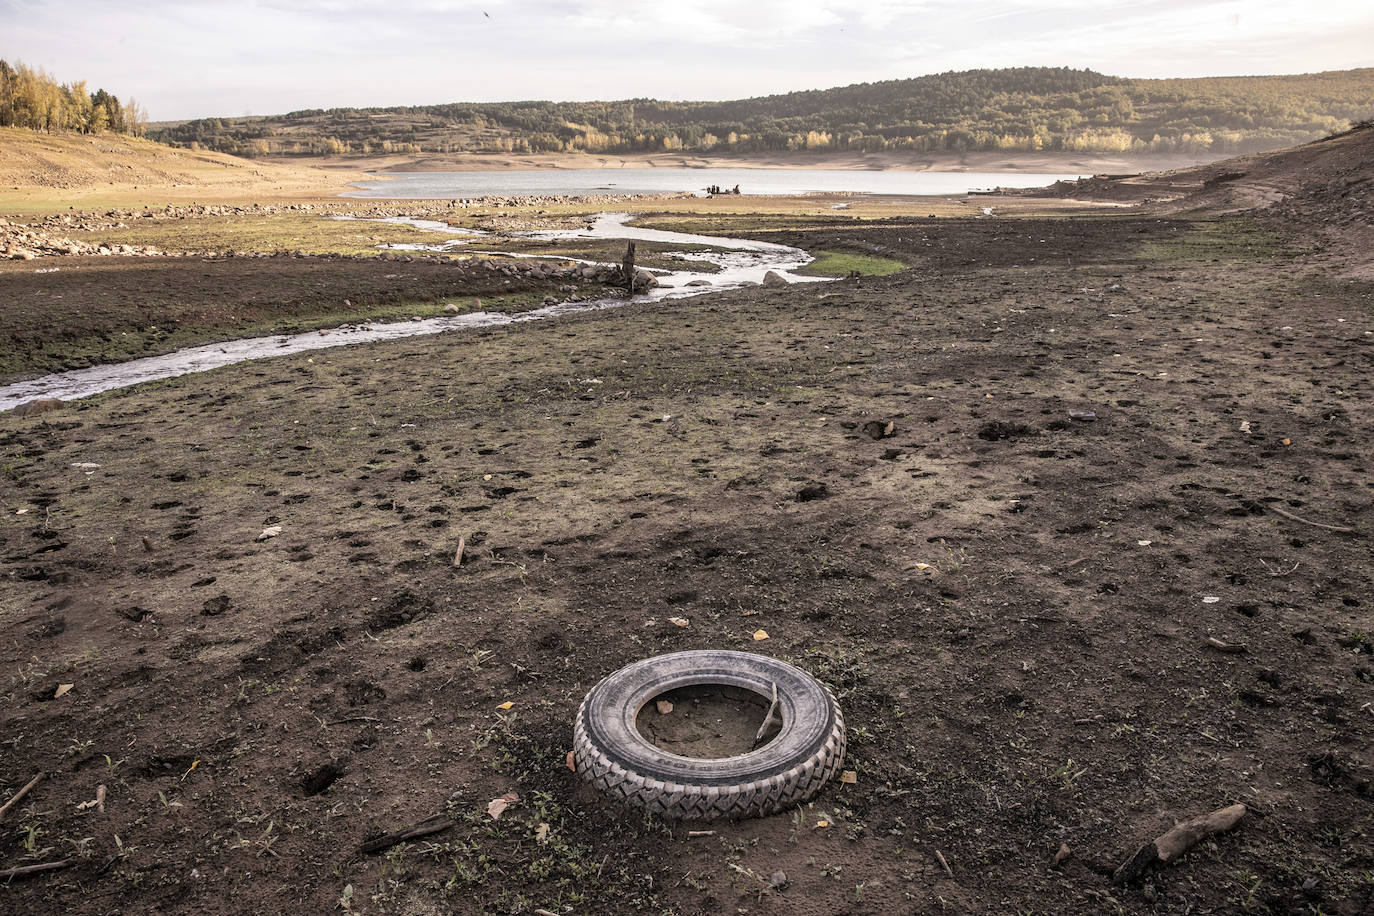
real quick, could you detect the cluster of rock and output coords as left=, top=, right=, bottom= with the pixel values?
left=1, top=219, right=163, bottom=260
left=1, top=192, right=694, bottom=261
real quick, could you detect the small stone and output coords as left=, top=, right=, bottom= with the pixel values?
left=770, top=870, right=788, bottom=889
left=656, top=699, right=673, bottom=715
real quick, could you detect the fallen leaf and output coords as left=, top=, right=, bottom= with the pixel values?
left=752, top=629, right=770, bottom=641
left=656, top=699, right=674, bottom=715
left=535, top=822, right=550, bottom=845
left=840, top=771, right=857, bottom=784
left=565, top=751, right=576, bottom=772
left=815, top=819, right=831, bottom=829
left=487, top=791, right=518, bottom=820
left=483, top=474, right=492, bottom=481
left=1239, top=420, right=1252, bottom=434
left=914, top=562, right=933, bottom=571
left=496, top=701, right=514, bottom=710
left=55, top=683, right=74, bottom=698
left=668, top=617, right=690, bottom=628
left=1202, top=596, right=1221, bottom=604
left=257, top=526, right=282, bottom=540
left=1137, top=540, right=1152, bottom=547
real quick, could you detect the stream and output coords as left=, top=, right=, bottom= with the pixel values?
left=0, top=214, right=820, bottom=412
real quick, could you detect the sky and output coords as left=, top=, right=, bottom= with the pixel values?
left=3, top=0, right=1372, bottom=121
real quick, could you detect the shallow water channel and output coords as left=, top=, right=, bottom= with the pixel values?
left=0, top=213, right=819, bottom=411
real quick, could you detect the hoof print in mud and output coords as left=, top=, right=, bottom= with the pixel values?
left=573, top=650, right=846, bottom=821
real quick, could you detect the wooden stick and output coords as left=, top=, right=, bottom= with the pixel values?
left=1205, top=637, right=1247, bottom=654
left=687, top=830, right=716, bottom=837
left=359, top=814, right=454, bottom=854
left=752, top=682, right=779, bottom=749
left=1268, top=505, right=1354, bottom=533
left=0, top=859, right=71, bottom=879
left=934, top=849, right=954, bottom=878
left=1114, top=803, right=1246, bottom=883
left=0, top=774, right=43, bottom=822
left=452, top=535, right=466, bottom=568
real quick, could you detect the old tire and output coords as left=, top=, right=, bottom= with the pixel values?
left=573, top=650, right=846, bottom=820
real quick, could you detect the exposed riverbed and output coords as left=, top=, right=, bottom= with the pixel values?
left=0, top=213, right=819, bottom=411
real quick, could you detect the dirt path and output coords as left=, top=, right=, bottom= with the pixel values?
left=1, top=212, right=1370, bottom=914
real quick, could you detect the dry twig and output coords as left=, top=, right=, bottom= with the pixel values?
left=0, top=774, right=43, bottom=822
left=752, top=682, right=779, bottom=749
left=1268, top=505, right=1355, bottom=533
left=0, top=859, right=71, bottom=880
left=359, top=814, right=454, bottom=854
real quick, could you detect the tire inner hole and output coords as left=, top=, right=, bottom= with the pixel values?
left=636, top=684, right=783, bottom=759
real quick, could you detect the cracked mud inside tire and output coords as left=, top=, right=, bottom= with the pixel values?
left=573, top=650, right=846, bottom=820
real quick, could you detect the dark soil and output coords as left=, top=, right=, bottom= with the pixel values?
left=1, top=207, right=1371, bottom=915
left=0, top=254, right=613, bottom=381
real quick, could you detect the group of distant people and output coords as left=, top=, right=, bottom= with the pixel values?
left=706, top=184, right=741, bottom=196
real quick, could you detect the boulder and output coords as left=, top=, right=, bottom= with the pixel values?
left=762, top=270, right=789, bottom=287
left=11, top=398, right=65, bottom=417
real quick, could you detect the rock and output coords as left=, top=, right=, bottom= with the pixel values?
left=770, top=870, right=788, bottom=889
left=762, top=270, right=789, bottom=287
left=862, top=420, right=896, bottom=440
left=443, top=303, right=461, bottom=314
left=685, top=279, right=712, bottom=287
left=11, top=397, right=65, bottom=417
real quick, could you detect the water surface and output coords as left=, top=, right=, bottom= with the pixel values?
left=343, top=167, right=1081, bottom=199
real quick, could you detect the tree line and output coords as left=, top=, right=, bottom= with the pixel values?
left=0, top=59, right=147, bottom=135
left=106, top=66, right=1374, bottom=159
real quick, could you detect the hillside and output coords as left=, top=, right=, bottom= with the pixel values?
left=149, top=66, right=1374, bottom=160
left=1025, top=121, right=1374, bottom=275
left=0, top=128, right=361, bottom=209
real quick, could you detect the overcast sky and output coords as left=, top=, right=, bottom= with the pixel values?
left=3, top=0, right=1371, bottom=120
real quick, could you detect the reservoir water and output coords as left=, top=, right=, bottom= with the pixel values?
left=342, top=168, right=1081, bottom=199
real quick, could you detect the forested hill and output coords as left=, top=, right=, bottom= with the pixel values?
left=150, top=66, right=1374, bottom=159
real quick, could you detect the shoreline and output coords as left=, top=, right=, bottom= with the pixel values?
left=273, top=149, right=1221, bottom=177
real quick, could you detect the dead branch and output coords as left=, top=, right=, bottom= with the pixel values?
left=0, top=774, right=44, bottom=822
left=0, top=859, right=71, bottom=879
left=1113, top=803, right=1247, bottom=883
left=359, top=814, right=454, bottom=854
left=1268, top=505, right=1355, bottom=533
left=752, top=682, right=779, bottom=749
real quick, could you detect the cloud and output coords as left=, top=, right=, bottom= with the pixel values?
left=2, top=0, right=1369, bottom=118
